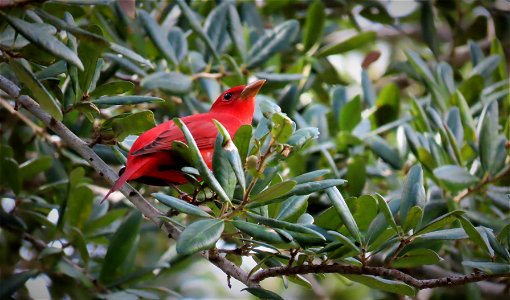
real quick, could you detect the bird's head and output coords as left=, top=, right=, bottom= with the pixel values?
left=209, top=80, right=266, bottom=120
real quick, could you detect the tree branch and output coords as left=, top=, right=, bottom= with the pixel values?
left=0, top=75, right=256, bottom=289
left=250, top=263, right=510, bottom=290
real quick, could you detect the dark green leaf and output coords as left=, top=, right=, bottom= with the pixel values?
left=176, top=0, right=220, bottom=61
left=232, top=220, right=295, bottom=246
left=339, top=96, right=362, bottom=132
left=226, top=3, right=246, bottom=61
left=344, top=275, right=416, bottom=296
left=8, top=58, right=62, bottom=120
left=414, top=210, right=465, bottom=236
left=287, top=127, right=320, bottom=149
left=138, top=10, right=178, bottom=65
left=19, top=155, right=52, bottom=181
left=251, top=181, right=297, bottom=203
left=242, top=288, right=283, bottom=300
left=141, top=72, right=192, bottom=94
left=462, top=261, right=510, bottom=274
left=400, top=164, right=425, bottom=228
left=99, top=211, right=142, bottom=284
left=176, top=219, right=224, bottom=256
left=326, top=187, right=361, bottom=242
left=302, top=0, right=325, bottom=52
left=153, top=193, right=211, bottom=218
left=247, top=20, right=299, bottom=68
left=0, top=270, right=39, bottom=299
left=392, top=249, right=442, bottom=268
left=111, top=111, right=156, bottom=141
left=213, top=120, right=246, bottom=192
left=479, top=101, right=499, bottom=174
left=290, top=179, right=346, bottom=196
left=292, top=169, right=330, bottom=184
left=346, top=155, right=365, bottom=197
left=373, top=193, right=398, bottom=233
left=433, top=165, right=479, bottom=189
left=246, top=212, right=324, bottom=240
left=89, top=81, right=135, bottom=98
left=3, top=14, right=83, bottom=70
left=92, top=95, right=163, bottom=106
left=459, top=216, right=493, bottom=257
left=276, top=195, right=308, bottom=222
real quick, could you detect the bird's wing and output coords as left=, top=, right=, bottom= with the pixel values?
left=131, top=116, right=218, bottom=156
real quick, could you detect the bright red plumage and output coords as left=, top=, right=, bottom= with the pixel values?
left=102, top=80, right=265, bottom=202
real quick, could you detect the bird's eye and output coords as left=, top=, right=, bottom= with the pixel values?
left=223, top=93, right=232, bottom=101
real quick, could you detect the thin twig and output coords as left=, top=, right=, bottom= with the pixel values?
left=454, top=165, right=510, bottom=202
left=249, top=263, right=510, bottom=289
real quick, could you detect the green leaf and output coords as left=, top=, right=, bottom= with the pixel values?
left=247, top=20, right=299, bottom=68
left=326, top=187, right=361, bottom=243
left=479, top=101, right=499, bottom=174
left=226, top=3, right=246, bottom=62
left=99, top=211, right=142, bottom=284
left=462, top=261, right=510, bottom=274
left=420, top=1, right=439, bottom=56
left=92, top=95, right=163, bottom=106
left=276, top=195, right=308, bottom=222
left=78, top=38, right=107, bottom=94
left=233, top=220, right=295, bottom=246
left=433, top=165, right=479, bottom=189
left=458, top=216, right=494, bottom=257
left=213, top=134, right=236, bottom=199
left=374, top=83, right=400, bottom=125
left=419, top=228, right=469, bottom=240
left=167, top=27, right=188, bottom=62
left=400, top=164, right=425, bottom=228
left=287, top=127, right=320, bottom=149
left=346, top=155, right=365, bottom=197
left=138, top=10, right=178, bottom=66
left=361, top=69, right=376, bottom=107
left=111, top=111, right=156, bottom=141
left=3, top=13, right=83, bottom=70
left=339, top=96, right=362, bottom=132
left=176, top=219, right=224, bottom=256
left=373, top=193, right=398, bottom=233
left=414, top=210, right=465, bottom=236
left=84, top=208, right=128, bottom=236
left=0, top=270, right=39, bottom=299
left=204, top=2, right=229, bottom=57
left=174, top=118, right=231, bottom=204
left=8, top=58, right=63, bottom=120
left=290, top=179, right=347, bottom=196
left=403, top=206, right=423, bottom=232
left=271, top=112, right=295, bottom=143
left=392, top=249, right=442, bottom=268
left=141, top=72, right=192, bottom=95
left=153, top=193, right=211, bottom=218
left=246, top=212, right=325, bottom=240
left=176, top=0, right=220, bottom=61
left=19, top=155, right=52, bottom=181
left=251, top=181, right=297, bottom=203
left=233, top=125, right=253, bottom=164
left=344, top=275, right=416, bottom=296
left=317, top=32, right=376, bottom=57
left=213, top=120, right=246, bottom=192
left=242, top=288, right=283, bottom=300
left=89, top=81, right=135, bottom=98
left=292, top=169, right=330, bottom=184
left=303, top=0, right=325, bottom=52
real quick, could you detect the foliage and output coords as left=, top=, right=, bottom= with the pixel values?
left=0, top=0, right=509, bottom=299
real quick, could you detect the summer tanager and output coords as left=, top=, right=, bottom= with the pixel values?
left=102, top=79, right=266, bottom=202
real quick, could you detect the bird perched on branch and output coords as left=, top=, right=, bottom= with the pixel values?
left=102, top=80, right=266, bottom=202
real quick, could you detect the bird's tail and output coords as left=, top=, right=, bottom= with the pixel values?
left=101, top=163, right=142, bottom=204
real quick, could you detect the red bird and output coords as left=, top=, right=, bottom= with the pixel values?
left=102, top=80, right=266, bottom=202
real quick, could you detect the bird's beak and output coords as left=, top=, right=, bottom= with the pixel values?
left=240, top=79, right=266, bottom=100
